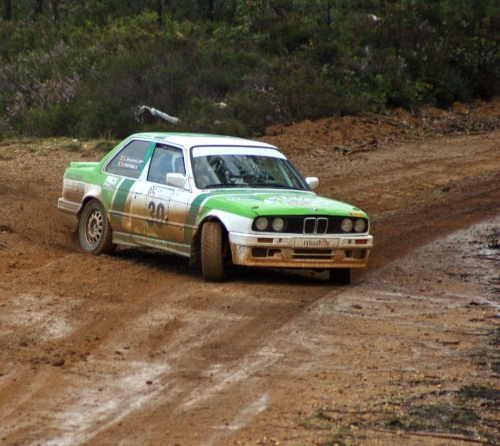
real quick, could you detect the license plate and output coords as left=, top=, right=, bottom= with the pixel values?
left=293, top=238, right=339, bottom=248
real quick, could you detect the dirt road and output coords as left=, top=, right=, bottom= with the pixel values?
left=1, top=103, right=500, bottom=445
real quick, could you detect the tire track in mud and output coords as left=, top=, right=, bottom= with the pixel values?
left=2, top=217, right=497, bottom=445
left=19, top=234, right=497, bottom=446
left=0, top=251, right=341, bottom=445
left=362, top=168, right=500, bottom=277
left=0, top=131, right=500, bottom=444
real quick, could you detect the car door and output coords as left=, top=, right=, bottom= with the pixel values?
left=130, top=144, right=185, bottom=242
left=165, top=152, right=191, bottom=245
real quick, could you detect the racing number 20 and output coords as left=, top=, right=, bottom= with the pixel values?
left=147, top=201, right=165, bottom=227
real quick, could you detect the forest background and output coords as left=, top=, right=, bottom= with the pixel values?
left=1, top=0, right=499, bottom=139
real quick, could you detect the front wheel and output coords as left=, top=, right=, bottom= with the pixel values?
left=201, top=221, right=227, bottom=282
left=329, top=268, right=351, bottom=285
left=79, top=199, right=115, bottom=255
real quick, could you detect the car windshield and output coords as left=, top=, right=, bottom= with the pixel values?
left=192, top=147, right=308, bottom=190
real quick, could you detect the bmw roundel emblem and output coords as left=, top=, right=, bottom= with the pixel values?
left=311, top=207, right=319, bottom=212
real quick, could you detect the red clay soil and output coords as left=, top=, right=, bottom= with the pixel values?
left=0, top=99, right=500, bottom=445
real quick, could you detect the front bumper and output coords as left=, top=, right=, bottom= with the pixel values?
left=229, top=232, right=373, bottom=269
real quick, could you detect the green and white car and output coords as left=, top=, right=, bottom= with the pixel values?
left=58, top=133, right=373, bottom=283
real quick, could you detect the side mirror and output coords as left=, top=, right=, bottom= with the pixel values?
left=166, top=173, right=187, bottom=189
left=305, top=177, right=319, bottom=190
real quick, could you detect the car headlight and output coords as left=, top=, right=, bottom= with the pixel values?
left=255, top=217, right=269, bottom=231
left=271, top=218, right=285, bottom=232
left=341, top=218, right=353, bottom=232
left=354, top=218, right=366, bottom=233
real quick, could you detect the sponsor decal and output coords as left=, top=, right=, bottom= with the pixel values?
left=65, top=173, right=84, bottom=181
left=103, top=176, right=119, bottom=190
left=227, top=196, right=261, bottom=202
left=286, top=199, right=316, bottom=206
left=130, top=235, right=173, bottom=250
left=264, top=196, right=321, bottom=207
left=147, top=185, right=172, bottom=200
left=118, top=161, right=139, bottom=170
left=120, top=155, right=144, bottom=165
left=264, top=197, right=280, bottom=205
left=263, top=195, right=345, bottom=209
left=294, top=238, right=339, bottom=248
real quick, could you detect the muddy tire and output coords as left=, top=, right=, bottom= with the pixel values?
left=201, top=221, right=227, bottom=282
left=329, top=268, right=351, bottom=285
left=79, top=199, right=115, bottom=255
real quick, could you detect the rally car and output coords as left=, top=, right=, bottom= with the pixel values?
left=58, top=133, right=373, bottom=283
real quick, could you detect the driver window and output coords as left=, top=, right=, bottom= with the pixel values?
left=147, top=145, right=185, bottom=185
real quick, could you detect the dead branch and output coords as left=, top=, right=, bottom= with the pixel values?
left=135, top=106, right=181, bottom=124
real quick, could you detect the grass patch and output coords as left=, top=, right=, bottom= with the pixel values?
left=297, top=383, right=500, bottom=445
left=376, top=387, right=500, bottom=443
left=17, top=139, right=39, bottom=145
left=387, top=403, right=481, bottom=433
left=0, top=140, right=21, bottom=159
left=59, top=141, right=82, bottom=152
left=328, top=425, right=365, bottom=446
left=488, top=328, right=500, bottom=348
left=0, top=152, right=14, bottom=161
left=93, top=140, right=117, bottom=153
left=393, top=387, right=500, bottom=442
left=76, top=140, right=118, bottom=159
left=457, top=384, right=500, bottom=404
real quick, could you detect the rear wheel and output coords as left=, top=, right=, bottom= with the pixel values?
left=79, top=199, right=115, bottom=255
left=201, top=221, right=227, bottom=282
left=329, top=268, right=351, bottom=285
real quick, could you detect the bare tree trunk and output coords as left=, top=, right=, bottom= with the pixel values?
left=4, top=0, right=12, bottom=20
left=207, top=0, right=214, bottom=20
left=34, top=0, right=44, bottom=16
left=198, top=0, right=215, bottom=21
left=52, top=0, right=59, bottom=22
left=157, top=0, right=162, bottom=26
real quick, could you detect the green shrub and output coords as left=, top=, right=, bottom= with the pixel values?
left=22, top=104, right=73, bottom=137
left=1, top=1, right=500, bottom=138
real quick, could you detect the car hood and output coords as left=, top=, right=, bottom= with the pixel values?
left=198, top=190, right=368, bottom=219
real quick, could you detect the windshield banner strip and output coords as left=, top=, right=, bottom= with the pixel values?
left=192, top=147, right=286, bottom=159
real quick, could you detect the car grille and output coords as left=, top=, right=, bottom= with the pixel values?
left=284, top=216, right=368, bottom=234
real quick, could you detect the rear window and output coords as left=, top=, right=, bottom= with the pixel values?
left=104, top=140, right=151, bottom=179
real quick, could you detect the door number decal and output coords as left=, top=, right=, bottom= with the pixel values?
left=147, top=201, right=165, bottom=227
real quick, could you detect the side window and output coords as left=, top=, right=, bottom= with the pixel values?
left=104, top=140, right=150, bottom=179
left=147, top=145, right=185, bottom=185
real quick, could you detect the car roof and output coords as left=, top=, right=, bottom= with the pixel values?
left=131, top=132, right=277, bottom=150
